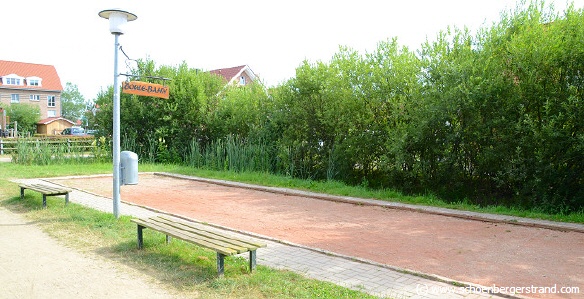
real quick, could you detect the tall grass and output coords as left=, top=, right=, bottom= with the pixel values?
left=12, top=137, right=109, bottom=165
left=114, top=131, right=277, bottom=173
left=185, top=138, right=204, bottom=168
left=185, top=135, right=273, bottom=173
left=120, top=131, right=164, bottom=164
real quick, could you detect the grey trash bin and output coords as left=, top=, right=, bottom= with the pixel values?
left=120, top=151, right=138, bottom=185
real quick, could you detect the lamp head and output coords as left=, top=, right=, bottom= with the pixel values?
left=99, top=9, right=137, bottom=35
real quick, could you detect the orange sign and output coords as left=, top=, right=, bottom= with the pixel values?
left=122, top=81, right=169, bottom=99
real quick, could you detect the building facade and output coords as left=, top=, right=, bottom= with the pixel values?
left=36, top=117, right=75, bottom=135
left=209, top=65, right=257, bottom=87
left=0, top=60, right=63, bottom=123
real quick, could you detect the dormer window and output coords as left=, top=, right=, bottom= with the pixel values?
left=26, top=76, right=42, bottom=87
left=2, top=74, right=24, bottom=86
left=7, top=78, right=21, bottom=85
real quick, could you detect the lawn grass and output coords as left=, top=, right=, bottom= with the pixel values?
left=0, top=164, right=382, bottom=299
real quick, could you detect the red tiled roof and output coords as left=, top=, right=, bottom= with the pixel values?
left=0, top=60, right=63, bottom=91
left=37, top=117, right=74, bottom=125
left=209, top=65, right=248, bottom=83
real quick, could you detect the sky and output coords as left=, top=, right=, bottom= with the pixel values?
left=2, top=0, right=583, bottom=101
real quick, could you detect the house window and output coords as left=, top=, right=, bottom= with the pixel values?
left=47, top=110, right=57, bottom=117
left=2, top=74, right=24, bottom=85
left=47, top=95, right=56, bottom=107
left=6, top=78, right=21, bottom=85
left=30, top=95, right=41, bottom=101
left=26, top=76, right=42, bottom=86
left=11, top=94, right=20, bottom=103
left=239, top=76, right=246, bottom=85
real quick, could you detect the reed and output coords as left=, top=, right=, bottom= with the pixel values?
left=184, top=136, right=273, bottom=173
left=11, top=137, right=101, bottom=165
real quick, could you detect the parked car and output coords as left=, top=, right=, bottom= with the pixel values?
left=61, top=127, right=86, bottom=136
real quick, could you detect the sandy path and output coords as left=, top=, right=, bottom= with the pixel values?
left=0, top=206, right=187, bottom=299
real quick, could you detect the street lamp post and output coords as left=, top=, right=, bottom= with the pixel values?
left=99, top=9, right=137, bottom=219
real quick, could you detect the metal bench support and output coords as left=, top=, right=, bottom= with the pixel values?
left=250, top=250, right=257, bottom=272
left=137, top=225, right=144, bottom=249
left=217, top=253, right=225, bottom=277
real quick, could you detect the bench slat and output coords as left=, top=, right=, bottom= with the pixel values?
left=148, top=218, right=249, bottom=253
left=19, top=183, right=71, bottom=208
left=155, top=216, right=266, bottom=250
left=20, top=183, right=71, bottom=195
left=142, top=218, right=247, bottom=254
left=132, top=218, right=238, bottom=255
left=154, top=217, right=255, bottom=250
left=22, top=186, right=68, bottom=194
left=131, top=218, right=240, bottom=256
left=158, top=216, right=266, bottom=248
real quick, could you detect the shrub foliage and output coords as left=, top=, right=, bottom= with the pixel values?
left=89, top=1, right=582, bottom=213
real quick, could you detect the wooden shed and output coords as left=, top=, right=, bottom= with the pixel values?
left=37, top=117, right=75, bottom=135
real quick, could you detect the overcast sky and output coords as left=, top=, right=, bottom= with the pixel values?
left=1, top=0, right=582, bottom=100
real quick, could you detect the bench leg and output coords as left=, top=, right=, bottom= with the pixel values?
left=249, top=250, right=257, bottom=273
left=137, top=225, right=144, bottom=249
left=217, top=253, right=225, bottom=277
left=166, top=235, right=172, bottom=244
left=65, top=193, right=69, bottom=205
left=20, top=187, right=25, bottom=200
left=42, top=195, right=47, bottom=208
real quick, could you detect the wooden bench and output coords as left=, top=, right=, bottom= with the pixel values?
left=130, top=216, right=267, bottom=276
left=20, top=183, right=72, bottom=208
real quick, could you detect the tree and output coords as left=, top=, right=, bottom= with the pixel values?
left=6, top=104, right=40, bottom=136
left=93, top=59, right=225, bottom=163
left=210, top=81, right=270, bottom=139
left=61, top=82, right=87, bottom=123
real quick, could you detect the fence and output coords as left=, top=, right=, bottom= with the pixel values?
left=0, top=137, right=96, bottom=155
